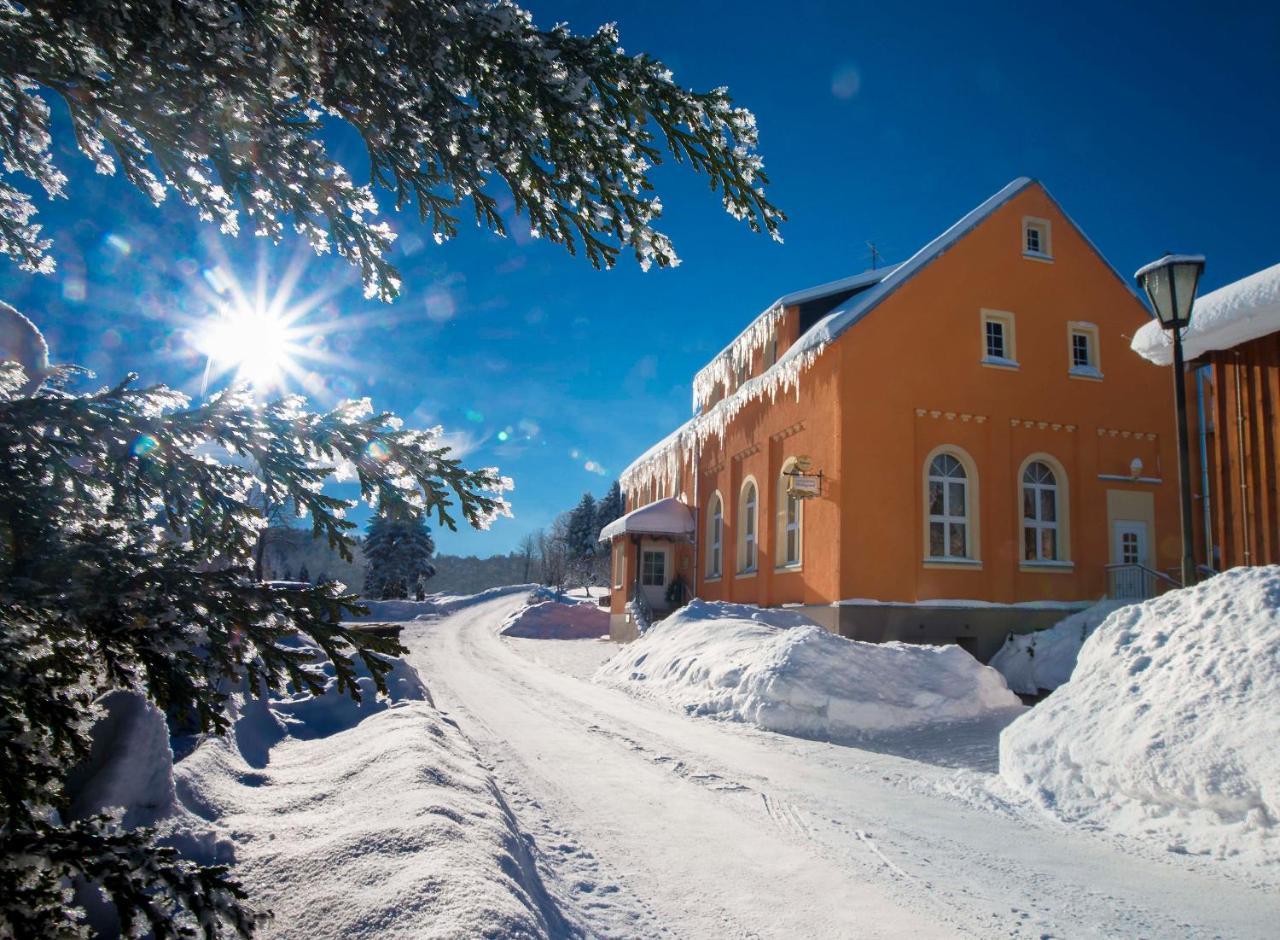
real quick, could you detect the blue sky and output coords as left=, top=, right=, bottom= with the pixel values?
left=4, top=0, right=1278, bottom=554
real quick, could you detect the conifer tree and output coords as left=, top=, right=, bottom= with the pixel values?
left=595, top=481, right=625, bottom=542
left=0, top=335, right=510, bottom=936
left=2, top=0, right=783, bottom=298
left=565, top=493, right=599, bottom=560
left=363, top=510, right=438, bottom=600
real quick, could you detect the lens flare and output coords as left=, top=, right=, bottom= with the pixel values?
left=131, top=434, right=159, bottom=457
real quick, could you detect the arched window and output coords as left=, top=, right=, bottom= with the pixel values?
left=1022, top=460, right=1060, bottom=561
left=707, top=492, right=723, bottom=578
left=927, top=452, right=970, bottom=559
left=737, top=479, right=758, bottom=573
left=777, top=460, right=802, bottom=568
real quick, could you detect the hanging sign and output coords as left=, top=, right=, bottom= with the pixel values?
left=788, top=473, right=821, bottom=497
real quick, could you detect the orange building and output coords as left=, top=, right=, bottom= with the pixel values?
left=602, top=178, right=1181, bottom=656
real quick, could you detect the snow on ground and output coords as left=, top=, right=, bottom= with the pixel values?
left=172, top=630, right=577, bottom=939
left=988, top=599, right=1130, bottom=694
left=1001, top=566, right=1280, bottom=866
left=401, top=589, right=1280, bottom=938
left=499, top=597, right=610, bottom=639
left=351, top=582, right=537, bottom=621
left=596, top=600, right=1021, bottom=740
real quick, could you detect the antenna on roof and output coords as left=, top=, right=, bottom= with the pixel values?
left=867, top=241, right=882, bottom=270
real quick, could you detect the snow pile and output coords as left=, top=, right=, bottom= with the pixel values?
left=500, top=599, right=610, bottom=640
left=596, top=600, right=1020, bottom=739
left=169, top=635, right=574, bottom=937
left=989, top=600, right=1130, bottom=695
left=1000, top=567, right=1280, bottom=863
left=1132, top=261, right=1280, bottom=365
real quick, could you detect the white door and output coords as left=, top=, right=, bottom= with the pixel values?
left=1112, top=521, right=1149, bottom=599
left=639, top=546, right=670, bottom=609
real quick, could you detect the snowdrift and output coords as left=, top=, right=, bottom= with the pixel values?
left=1000, top=567, right=1280, bottom=863
left=500, top=598, right=609, bottom=639
left=596, top=600, right=1020, bottom=739
left=161, top=636, right=573, bottom=937
left=989, top=600, right=1129, bottom=695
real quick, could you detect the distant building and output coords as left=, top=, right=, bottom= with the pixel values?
left=1132, top=262, right=1280, bottom=571
left=602, top=178, right=1181, bottom=655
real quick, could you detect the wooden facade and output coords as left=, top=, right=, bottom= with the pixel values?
left=1192, top=331, right=1280, bottom=569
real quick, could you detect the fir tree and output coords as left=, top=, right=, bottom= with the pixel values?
left=2, top=0, right=783, bottom=298
left=363, top=511, right=438, bottom=601
left=298, top=564, right=311, bottom=583
left=0, top=336, right=510, bottom=936
left=565, top=493, right=598, bottom=560
left=595, top=481, right=625, bottom=542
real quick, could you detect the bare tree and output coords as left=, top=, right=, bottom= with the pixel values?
left=518, top=532, right=539, bottom=583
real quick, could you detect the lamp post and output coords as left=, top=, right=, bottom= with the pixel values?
left=1134, top=253, right=1205, bottom=588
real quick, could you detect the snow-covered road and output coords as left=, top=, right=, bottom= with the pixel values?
left=400, top=593, right=1279, bottom=939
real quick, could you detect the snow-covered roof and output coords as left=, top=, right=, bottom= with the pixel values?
left=690, top=265, right=900, bottom=411
left=1131, top=261, right=1280, bottom=365
left=598, top=497, right=695, bottom=542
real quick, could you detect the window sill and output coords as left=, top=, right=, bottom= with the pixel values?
left=981, top=356, right=1020, bottom=371
left=735, top=569, right=758, bottom=580
left=923, top=557, right=983, bottom=570
left=775, top=564, right=802, bottom=574
left=1020, top=560, right=1074, bottom=573
left=1069, top=366, right=1104, bottom=381
left=704, top=575, right=721, bottom=584
left=1023, top=251, right=1054, bottom=263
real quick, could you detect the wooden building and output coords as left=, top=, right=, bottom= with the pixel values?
left=1132, top=262, right=1280, bottom=570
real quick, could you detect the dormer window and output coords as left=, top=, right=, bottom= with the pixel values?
left=1022, top=217, right=1052, bottom=260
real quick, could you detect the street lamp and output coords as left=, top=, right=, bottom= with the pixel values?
left=1134, top=253, right=1205, bottom=588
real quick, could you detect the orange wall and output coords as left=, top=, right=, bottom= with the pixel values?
left=833, top=185, right=1178, bottom=603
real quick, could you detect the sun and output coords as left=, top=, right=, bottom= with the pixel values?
left=197, top=300, right=301, bottom=392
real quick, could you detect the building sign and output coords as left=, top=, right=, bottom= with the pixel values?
left=788, top=473, right=821, bottom=497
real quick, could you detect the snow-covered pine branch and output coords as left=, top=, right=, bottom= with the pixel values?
left=0, top=0, right=784, bottom=298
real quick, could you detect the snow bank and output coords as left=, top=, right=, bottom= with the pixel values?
left=1000, top=567, right=1280, bottom=863
left=169, top=632, right=574, bottom=936
left=500, top=599, right=609, bottom=640
left=989, top=600, right=1130, bottom=695
left=1132, top=261, right=1280, bottom=365
left=596, top=600, right=1020, bottom=739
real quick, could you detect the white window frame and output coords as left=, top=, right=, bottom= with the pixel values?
left=613, top=543, right=625, bottom=588
left=737, top=478, right=758, bottom=575
left=926, top=452, right=972, bottom=561
left=980, top=309, right=1018, bottom=369
left=640, top=548, right=667, bottom=587
left=776, top=460, right=803, bottom=569
left=706, top=492, right=723, bottom=579
left=1067, top=321, right=1103, bottom=379
left=1022, top=216, right=1053, bottom=261
left=1022, top=461, right=1060, bottom=562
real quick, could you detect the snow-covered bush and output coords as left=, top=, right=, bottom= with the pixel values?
left=1000, top=567, right=1280, bottom=863
left=596, top=600, right=1020, bottom=739
left=989, top=600, right=1129, bottom=695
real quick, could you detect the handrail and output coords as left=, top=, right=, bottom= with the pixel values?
left=1104, top=562, right=1182, bottom=589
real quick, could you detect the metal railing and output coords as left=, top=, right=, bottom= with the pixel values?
left=1105, top=563, right=1182, bottom=601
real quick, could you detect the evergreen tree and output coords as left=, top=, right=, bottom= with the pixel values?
left=363, top=511, right=438, bottom=600
left=2, top=0, right=782, bottom=297
left=0, top=340, right=510, bottom=936
left=298, top=563, right=311, bottom=583
left=565, top=493, right=598, bottom=560
left=595, top=481, right=625, bottom=542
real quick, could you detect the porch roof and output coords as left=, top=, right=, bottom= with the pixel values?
left=598, top=497, right=695, bottom=543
